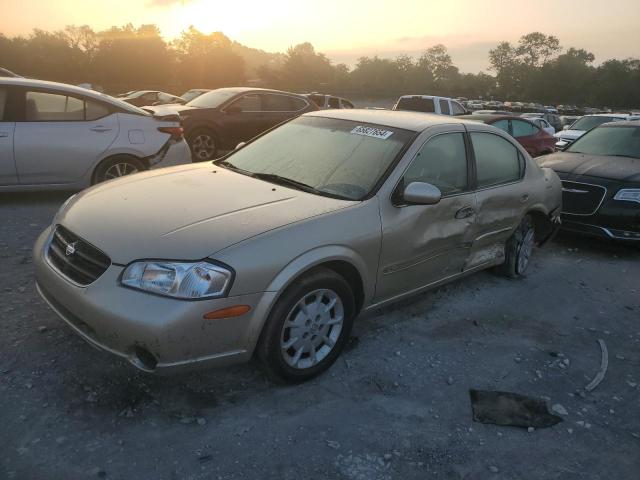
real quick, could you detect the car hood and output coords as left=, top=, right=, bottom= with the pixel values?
left=554, top=129, right=584, bottom=140
left=537, top=152, right=640, bottom=182
left=58, top=163, right=356, bottom=264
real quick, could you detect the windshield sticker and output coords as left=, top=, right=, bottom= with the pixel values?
left=351, top=126, right=394, bottom=139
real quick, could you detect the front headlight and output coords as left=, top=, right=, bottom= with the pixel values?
left=614, top=189, right=640, bottom=204
left=121, top=261, right=233, bottom=299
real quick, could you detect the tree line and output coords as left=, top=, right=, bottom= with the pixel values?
left=1, top=26, right=638, bottom=107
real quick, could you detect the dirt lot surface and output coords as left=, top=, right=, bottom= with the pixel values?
left=1, top=192, right=639, bottom=480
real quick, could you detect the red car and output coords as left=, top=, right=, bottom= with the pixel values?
left=466, top=114, right=556, bottom=157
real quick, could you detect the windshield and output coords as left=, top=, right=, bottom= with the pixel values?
left=187, top=89, right=239, bottom=108
left=182, top=90, right=206, bottom=102
left=567, top=126, right=640, bottom=159
left=216, top=116, right=415, bottom=200
left=570, top=116, right=623, bottom=131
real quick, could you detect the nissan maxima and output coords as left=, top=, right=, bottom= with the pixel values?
left=538, top=121, right=640, bottom=243
left=34, top=110, right=562, bottom=382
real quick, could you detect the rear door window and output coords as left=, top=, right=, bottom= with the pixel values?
left=229, top=93, right=262, bottom=112
left=471, top=132, right=524, bottom=188
left=341, top=99, right=354, bottom=109
left=262, top=94, right=296, bottom=112
left=451, top=101, right=466, bottom=116
left=439, top=99, right=451, bottom=115
left=328, top=97, right=340, bottom=109
left=492, top=119, right=510, bottom=133
left=25, top=91, right=84, bottom=121
left=395, top=97, right=435, bottom=113
left=511, top=119, right=538, bottom=137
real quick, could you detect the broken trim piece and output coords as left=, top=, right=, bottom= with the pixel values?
left=584, top=339, right=608, bottom=392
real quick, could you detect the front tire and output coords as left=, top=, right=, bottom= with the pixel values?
left=256, top=268, right=355, bottom=383
left=497, top=215, right=535, bottom=278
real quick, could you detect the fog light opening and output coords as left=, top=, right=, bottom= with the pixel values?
left=129, top=346, right=158, bottom=372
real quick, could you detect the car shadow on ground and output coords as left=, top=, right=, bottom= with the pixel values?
left=0, top=191, right=76, bottom=206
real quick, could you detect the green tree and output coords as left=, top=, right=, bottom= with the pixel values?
left=173, top=27, right=244, bottom=89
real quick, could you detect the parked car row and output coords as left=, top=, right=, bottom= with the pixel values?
left=2, top=73, right=637, bottom=384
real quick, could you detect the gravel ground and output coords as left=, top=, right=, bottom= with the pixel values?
left=1, top=191, right=639, bottom=480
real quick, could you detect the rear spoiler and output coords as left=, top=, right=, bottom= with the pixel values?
left=141, top=107, right=181, bottom=123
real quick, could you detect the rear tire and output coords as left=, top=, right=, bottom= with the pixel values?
left=187, top=128, right=218, bottom=161
left=256, top=267, right=355, bottom=383
left=92, top=155, right=145, bottom=185
left=497, top=215, right=535, bottom=278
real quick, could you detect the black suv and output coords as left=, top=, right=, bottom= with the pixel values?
left=151, top=87, right=317, bottom=161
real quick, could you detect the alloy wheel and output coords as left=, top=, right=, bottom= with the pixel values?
left=103, top=162, right=139, bottom=180
left=517, top=228, right=535, bottom=274
left=191, top=134, right=216, bottom=160
left=280, top=289, right=344, bottom=370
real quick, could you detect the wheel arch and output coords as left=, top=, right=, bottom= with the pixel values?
left=527, top=207, right=555, bottom=244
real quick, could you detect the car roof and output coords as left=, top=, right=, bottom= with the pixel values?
left=397, top=94, right=452, bottom=100
left=304, top=109, right=481, bottom=131
left=586, top=113, right=631, bottom=118
left=462, top=114, right=519, bottom=123
left=600, top=120, right=640, bottom=127
left=0, top=77, right=149, bottom=113
left=212, top=86, right=308, bottom=97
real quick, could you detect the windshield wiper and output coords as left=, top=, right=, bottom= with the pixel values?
left=251, top=173, right=351, bottom=200
left=215, top=160, right=254, bottom=176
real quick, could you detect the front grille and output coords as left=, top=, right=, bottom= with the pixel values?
left=47, top=226, right=110, bottom=286
left=561, top=181, right=606, bottom=216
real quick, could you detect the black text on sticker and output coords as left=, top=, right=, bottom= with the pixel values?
left=351, top=126, right=394, bottom=139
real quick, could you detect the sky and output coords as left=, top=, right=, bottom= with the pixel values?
left=1, top=0, right=639, bottom=72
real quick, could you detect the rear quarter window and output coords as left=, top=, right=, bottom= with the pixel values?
left=395, top=97, right=435, bottom=113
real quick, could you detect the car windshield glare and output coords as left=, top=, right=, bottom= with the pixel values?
left=187, top=89, right=238, bottom=108
left=567, top=126, right=640, bottom=159
left=217, top=116, right=414, bottom=200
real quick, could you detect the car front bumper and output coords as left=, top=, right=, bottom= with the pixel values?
left=33, top=227, right=276, bottom=373
left=561, top=219, right=640, bottom=241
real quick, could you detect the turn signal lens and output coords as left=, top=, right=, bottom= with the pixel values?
left=203, top=305, right=251, bottom=320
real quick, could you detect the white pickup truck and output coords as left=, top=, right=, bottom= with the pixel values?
left=392, top=95, right=468, bottom=116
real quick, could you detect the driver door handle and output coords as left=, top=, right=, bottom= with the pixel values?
left=455, top=206, right=476, bottom=219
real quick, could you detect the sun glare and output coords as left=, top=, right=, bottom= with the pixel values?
left=169, top=0, right=283, bottom=40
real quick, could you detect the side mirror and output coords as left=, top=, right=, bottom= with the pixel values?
left=403, top=182, right=442, bottom=205
left=226, top=106, right=241, bottom=115
left=563, top=125, right=570, bottom=130
left=235, top=142, right=246, bottom=150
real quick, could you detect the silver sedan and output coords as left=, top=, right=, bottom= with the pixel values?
left=34, top=109, right=562, bottom=382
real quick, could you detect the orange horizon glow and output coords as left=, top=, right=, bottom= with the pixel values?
left=2, top=0, right=640, bottom=72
